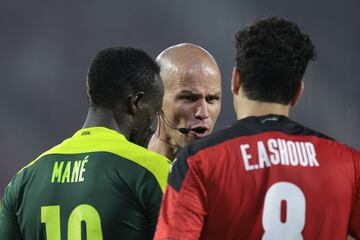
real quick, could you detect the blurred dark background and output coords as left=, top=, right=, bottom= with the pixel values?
left=1, top=0, right=359, bottom=195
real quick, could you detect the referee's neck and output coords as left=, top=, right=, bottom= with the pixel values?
left=148, top=131, right=180, bottom=161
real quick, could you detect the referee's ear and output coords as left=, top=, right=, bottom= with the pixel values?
left=291, top=81, right=304, bottom=106
left=231, top=67, right=241, bottom=95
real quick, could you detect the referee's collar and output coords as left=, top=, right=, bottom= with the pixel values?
left=72, top=127, right=126, bottom=140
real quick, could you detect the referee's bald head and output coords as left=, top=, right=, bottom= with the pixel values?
left=156, top=43, right=220, bottom=91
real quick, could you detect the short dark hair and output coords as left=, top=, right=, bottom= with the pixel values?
left=87, top=47, right=161, bottom=108
left=235, top=16, right=316, bottom=104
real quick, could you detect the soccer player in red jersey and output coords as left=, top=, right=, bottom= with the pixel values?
left=154, top=16, right=360, bottom=240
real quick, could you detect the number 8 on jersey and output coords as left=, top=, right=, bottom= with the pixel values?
left=262, top=182, right=306, bottom=240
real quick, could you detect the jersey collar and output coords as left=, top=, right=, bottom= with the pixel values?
left=72, top=127, right=127, bottom=141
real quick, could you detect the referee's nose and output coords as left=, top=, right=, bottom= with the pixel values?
left=195, top=98, right=210, bottom=120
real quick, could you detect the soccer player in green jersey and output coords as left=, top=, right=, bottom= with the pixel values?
left=0, top=47, right=170, bottom=240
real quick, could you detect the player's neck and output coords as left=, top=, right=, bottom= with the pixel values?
left=147, top=125, right=180, bottom=161
left=235, top=97, right=290, bottom=120
left=82, top=107, right=131, bottom=139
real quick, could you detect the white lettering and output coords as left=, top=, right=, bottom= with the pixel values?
left=287, top=141, right=299, bottom=166
left=295, top=142, right=305, bottom=166
left=299, top=142, right=309, bottom=167
left=240, top=139, right=319, bottom=171
left=306, top=142, right=319, bottom=167
left=268, top=139, right=280, bottom=165
left=257, top=141, right=271, bottom=168
left=278, top=139, right=289, bottom=165
left=240, top=144, right=254, bottom=171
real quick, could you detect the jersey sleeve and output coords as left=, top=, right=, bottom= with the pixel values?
left=349, top=149, right=360, bottom=238
left=0, top=181, right=22, bottom=240
left=154, top=147, right=207, bottom=240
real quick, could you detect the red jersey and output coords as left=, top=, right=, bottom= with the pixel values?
left=154, top=115, right=360, bottom=240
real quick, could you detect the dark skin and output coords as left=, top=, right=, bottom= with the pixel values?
left=83, top=85, right=163, bottom=146
left=82, top=92, right=143, bottom=140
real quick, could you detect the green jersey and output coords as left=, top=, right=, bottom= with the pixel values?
left=0, top=127, right=170, bottom=240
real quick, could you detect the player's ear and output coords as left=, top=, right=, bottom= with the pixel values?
left=291, top=81, right=304, bottom=106
left=231, top=67, right=241, bottom=95
left=128, top=92, right=145, bottom=114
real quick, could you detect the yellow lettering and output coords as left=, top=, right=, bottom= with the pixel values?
left=61, top=162, right=71, bottom=183
left=71, top=161, right=82, bottom=183
left=51, top=162, right=64, bottom=183
left=79, top=156, right=89, bottom=182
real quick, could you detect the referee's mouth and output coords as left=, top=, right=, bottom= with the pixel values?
left=189, top=126, right=209, bottom=138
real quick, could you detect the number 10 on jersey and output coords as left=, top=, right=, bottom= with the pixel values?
left=41, top=204, right=103, bottom=240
